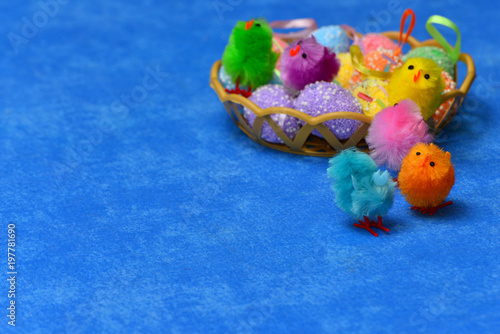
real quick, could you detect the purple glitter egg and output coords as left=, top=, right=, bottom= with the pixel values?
left=294, top=81, right=363, bottom=140
left=243, top=85, right=300, bottom=144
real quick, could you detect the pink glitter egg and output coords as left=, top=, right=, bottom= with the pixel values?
left=354, top=33, right=397, bottom=55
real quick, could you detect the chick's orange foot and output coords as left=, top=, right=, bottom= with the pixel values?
left=411, top=201, right=453, bottom=216
left=353, top=216, right=390, bottom=237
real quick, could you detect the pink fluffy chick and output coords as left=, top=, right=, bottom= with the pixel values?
left=280, top=36, right=340, bottom=93
left=366, top=99, right=433, bottom=171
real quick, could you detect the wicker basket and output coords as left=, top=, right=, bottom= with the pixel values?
left=210, top=31, right=476, bottom=157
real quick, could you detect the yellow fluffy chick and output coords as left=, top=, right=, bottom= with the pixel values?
left=387, top=58, right=445, bottom=121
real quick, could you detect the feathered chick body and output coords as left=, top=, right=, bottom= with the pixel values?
left=398, top=143, right=455, bottom=215
left=280, top=36, right=340, bottom=93
left=366, top=99, right=433, bottom=171
left=328, top=148, right=396, bottom=236
left=222, top=19, right=279, bottom=90
left=388, top=57, right=445, bottom=121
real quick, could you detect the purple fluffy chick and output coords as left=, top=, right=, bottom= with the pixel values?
left=365, top=99, right=433, bottom=171
left=243, top=85, right=300, bottom=144
left=280, top=36, right=340, bottom=94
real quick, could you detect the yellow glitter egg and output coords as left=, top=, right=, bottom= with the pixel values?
left=336, top=52, right=363, bottom=89
left=353, top=78, right=390, bottom=117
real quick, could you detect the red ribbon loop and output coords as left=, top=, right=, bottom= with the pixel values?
left=395, top=9, right=416, bottom=57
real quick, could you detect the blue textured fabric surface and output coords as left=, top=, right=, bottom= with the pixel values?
left=1, top=0, right=499, bottom=333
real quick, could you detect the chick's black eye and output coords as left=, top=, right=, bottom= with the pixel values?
left=408, top=65, right=414, bottom=70
left=394, top=103, right=398, bottom=106
left=255, top=23, right=261, bottom=27
left=416, top=152, right=421, bottom=155
left=297, top=40, right=302, bottom=45
left=430, top=162, right=435, bottom=167
left=302, top=53, right=307, bottom=58
left=424, top=74, right=430, bottom=79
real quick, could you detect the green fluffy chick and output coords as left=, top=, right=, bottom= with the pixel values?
left=222, top=19, right=279, bottom=91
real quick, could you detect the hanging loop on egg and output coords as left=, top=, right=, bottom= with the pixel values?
left=394, top=8, right=416, bottom=57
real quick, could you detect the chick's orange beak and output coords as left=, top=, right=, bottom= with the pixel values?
left=245, top=19, right=254, bottom=30
left=290, top=45, right=300, bottom=57
left=419, top=153, right=430, bottom=167
left=413, top=69, right=421, bottom=82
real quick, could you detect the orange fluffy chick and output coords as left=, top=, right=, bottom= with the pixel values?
left=398, top=143, right=455, bottom=215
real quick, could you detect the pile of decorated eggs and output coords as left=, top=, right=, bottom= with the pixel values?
left=220, top=24, right=457, bottom=144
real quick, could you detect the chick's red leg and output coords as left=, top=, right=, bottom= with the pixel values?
left=224, top=78, right=241, bottom=95
left=243, top=84, right=252, bottom=98
left=370, top=216, right=390, bottom=233
left=411, top=201, right=453, bottom=216
left=353, top=216, right=379, bottom=237
left=224, top=78, right=252, bottom=98
left=238, top=85, right=252, bottom=98
left=225, top=78, right=241, bottom=94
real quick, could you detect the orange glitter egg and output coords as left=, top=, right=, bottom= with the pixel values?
left=364, top=48, right=403, bottom=72
left=433, top=71, right=457, bottom=125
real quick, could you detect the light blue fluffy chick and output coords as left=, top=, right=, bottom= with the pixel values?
left=327, top=148, right=396, bottom=237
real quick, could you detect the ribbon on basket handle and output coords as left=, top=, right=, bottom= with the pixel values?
left=269, top=18, right=318, bottom=41
left=394, top=8, right=416, bottom=57
left=340, top=24, right=361, bottom=42
left=425, top=15, right=461, bottom=65
left=340, top=24, right=369, bottom=54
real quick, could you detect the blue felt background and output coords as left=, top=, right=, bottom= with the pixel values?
left=0, top=0, right=499, bottom=333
